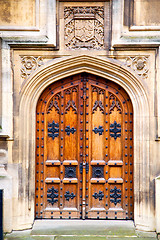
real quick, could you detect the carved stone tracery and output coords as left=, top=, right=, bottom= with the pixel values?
left=125, top=56, right=149, bottom=79
left=21, top=56, right=44, bottom=80
left=64, top=6, right=104, bottom=49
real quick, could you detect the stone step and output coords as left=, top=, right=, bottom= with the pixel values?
left=4, top=220, right=157, bottom=240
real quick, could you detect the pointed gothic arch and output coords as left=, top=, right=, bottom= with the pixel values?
left=18, top=55, right=152, bottom=231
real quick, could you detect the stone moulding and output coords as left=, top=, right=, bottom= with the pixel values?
left=19, top=55, right=152, bottom=231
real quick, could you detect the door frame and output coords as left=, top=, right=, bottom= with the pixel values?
left=18, top=55, right=152, bottom=231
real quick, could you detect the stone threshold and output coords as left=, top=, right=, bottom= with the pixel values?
left=4, top=220, right=157, bottom=239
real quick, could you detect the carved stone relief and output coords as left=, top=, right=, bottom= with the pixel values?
left=64, top=6, right=104, bottom=50
left=125, top=56, right=149, bottom=79
left=21, top=56, right=44, bottom=80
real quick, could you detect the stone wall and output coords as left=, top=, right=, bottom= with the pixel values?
left=0, top=0, right=160, bottom=233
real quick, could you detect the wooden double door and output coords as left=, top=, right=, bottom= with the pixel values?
left=35, top=73, right=134, bottom=220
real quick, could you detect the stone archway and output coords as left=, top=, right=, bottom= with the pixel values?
left=19, top=55, right=151, bottom=231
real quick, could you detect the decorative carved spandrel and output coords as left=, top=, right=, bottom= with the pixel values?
left=125, top=56, right=149, bottom=79
left=64, top=6, right=104, bottom=50
left=21, top=56, right=44, bottom=80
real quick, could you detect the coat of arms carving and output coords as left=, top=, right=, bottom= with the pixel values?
left=64, top=7, right=104, bottom=49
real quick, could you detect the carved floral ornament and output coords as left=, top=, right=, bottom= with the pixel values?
left=64, top=6, right=104, bottom=50
left=21, top=56, right=44, bottom=80
left=125, top=56, right=149, bottom=79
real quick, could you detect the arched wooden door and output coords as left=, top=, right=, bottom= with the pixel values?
left=35, top=73, right=134, bottom=220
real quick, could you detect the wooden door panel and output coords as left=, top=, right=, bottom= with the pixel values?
left=85, top=75, right=133, bottom=220
left=35, top=73, right=134, bottom=220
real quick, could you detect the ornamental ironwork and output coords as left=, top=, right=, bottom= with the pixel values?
left=110, top=121, right=121, bottom=140
left=92, top=126, right=104, bottom=135
left=93, top=191, right=104, bottom=201
left=65, top=166, right=76, bottom=178
left=110, top=186, right=121, bottom=206
left=47, top=187, right=58, bottom=205
left=65, top=125, right=76, bottom=135
left=92, top=166, right=104, bottom=178
left=64, top=191, right=76, bottom=201
left=48, top=120, right=59, bottom=140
